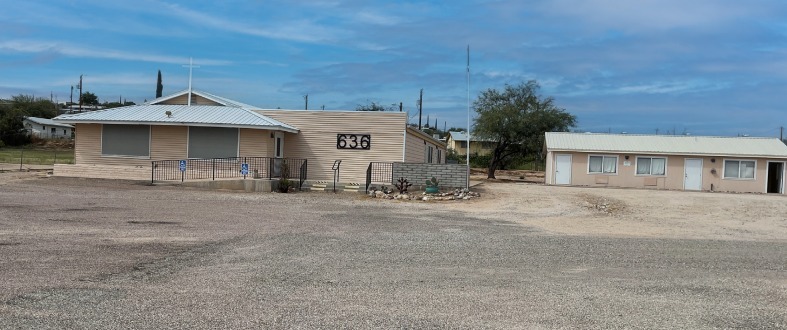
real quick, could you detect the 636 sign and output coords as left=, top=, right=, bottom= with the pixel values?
left=337, top=134, right=371, bottom=150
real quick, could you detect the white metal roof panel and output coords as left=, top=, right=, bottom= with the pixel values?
left=53, top=104, right=298, bottom=132
left=24, top=116, right=73, bottom=128
left=545, top=132, right=787, bottom=158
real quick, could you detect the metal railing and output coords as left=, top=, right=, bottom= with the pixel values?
left=151, top=157, right=307, bottom=186
left=366, top=162, right=394, bottom=193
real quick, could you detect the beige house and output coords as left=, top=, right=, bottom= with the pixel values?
left=545, top=132, right=787, bottom=194
left=446, top=131, right=495, bottom=156
left=53, top=89, right=446, bottom=183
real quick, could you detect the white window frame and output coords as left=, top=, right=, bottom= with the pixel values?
left=587, top=154, right=618, bottom=175
left=635, top=156, right=668, bottom=176
left=723, top=159, right=757, bottom=180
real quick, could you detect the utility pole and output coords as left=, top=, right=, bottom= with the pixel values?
left=70, top=85, right=73, bottom=107
left=78, top=74, right=83, bottom=112
left=303, top=94, right=308, bottom=110
left=399, top=102, right=403, bottom=112
left=781, top=126, right=784, bottom=141
left=418, top=88, right=423, bottom=130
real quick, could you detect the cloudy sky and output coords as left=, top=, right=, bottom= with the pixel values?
left=1, top=0, right=786, bottom=136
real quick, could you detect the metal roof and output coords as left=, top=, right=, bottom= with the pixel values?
left=24, top=116, right=73, bottom=128
left=53, top=104, right=298, bottom=132
left=448, top=131, right=494, bottom=142
left=545, top=132, right=787, bottom=158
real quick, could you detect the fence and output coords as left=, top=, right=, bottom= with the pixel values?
left=0, top=148, right=75, bottom=168
left=366, top=162, right=394, bottom=192
left=151, top=157, right=307, bottom=188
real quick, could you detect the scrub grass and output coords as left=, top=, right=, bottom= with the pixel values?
left=0, top=147, right=74, bottom=165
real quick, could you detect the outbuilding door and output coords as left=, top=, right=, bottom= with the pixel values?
left=554, top=154, right=572, bottom=185
left=766, top=161, right=784, bottom=194
left=683, top=158, right=702, bottom=191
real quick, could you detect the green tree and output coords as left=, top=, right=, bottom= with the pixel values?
left=355, top=101, right=396, bottom=111
left=80, top=91, right=99, bottom=106
left=473, top=81, right=576, bottom=178
left=0, top=94, right=56, bottom=146
left=156, top=70, right=163, bottom=98
left=11, top=95, right=57, bottom=118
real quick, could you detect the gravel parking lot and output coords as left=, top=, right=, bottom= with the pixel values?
left=0, top=173, right=785, bottom=328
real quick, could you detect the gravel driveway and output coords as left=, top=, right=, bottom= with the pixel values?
left=0, top=175, right=785, bottom=328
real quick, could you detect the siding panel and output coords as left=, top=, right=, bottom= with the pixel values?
left=259, top=111, right=407, bottom=182
left=151, top=126, right=187, bottom=160
left=239, top=128, right=270, bottom=157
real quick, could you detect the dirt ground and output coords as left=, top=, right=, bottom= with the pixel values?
left=458, top=181, right=787, bottom=242
left=0, top=171, right=785, bottom=328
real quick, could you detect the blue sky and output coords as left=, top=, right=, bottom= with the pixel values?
left=2, top=0, right=787, bottom=136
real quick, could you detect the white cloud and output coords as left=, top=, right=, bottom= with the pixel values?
left=0, top=40, right=231, bottom=65
left=159, top=2, right=347, bottom=43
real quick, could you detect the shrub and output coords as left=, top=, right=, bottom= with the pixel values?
left=277, top=161, right=293, bottom=193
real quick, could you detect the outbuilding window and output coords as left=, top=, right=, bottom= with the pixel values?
left=588, top=155, right=617, bottom=174
left=724, top=160, right=756, bottom=179
left=636, top=157, right=666, bottom=176
left=101, top=124, right=150, bottom=157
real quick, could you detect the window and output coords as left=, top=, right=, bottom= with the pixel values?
left=588, top=155, right=617, bottom=174
left=636, top=157, right=666, bottom=176
left=188, top=127, right=238, bottom=159
left=437, top=149, right=442, bottom=164
left=459, top=141, right=467, bottom=148
left=51, top=127, right=56, bottom=134
left=724, top=160, right=755, bottom=179
left=102, top=124, right=150, bottom=157
left=426, top=145, right=434, bottom=163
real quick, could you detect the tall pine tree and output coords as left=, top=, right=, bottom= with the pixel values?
left=155, top=70, right=163, bottom=98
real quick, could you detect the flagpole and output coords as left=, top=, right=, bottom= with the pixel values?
left=466, top=45, right=471, bottom=190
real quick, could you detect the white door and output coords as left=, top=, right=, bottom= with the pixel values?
left=555, top=154, right=572, bottom=185
left=684, top=158, right=702, bottom=191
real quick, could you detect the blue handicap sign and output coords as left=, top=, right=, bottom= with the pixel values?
left=179, top=160, right=187, bottom=172
left=241, top=163, right=249, bottom=175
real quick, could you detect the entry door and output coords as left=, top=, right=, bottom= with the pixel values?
left=554, top=154, right=572, bottom=185
left=273, top=132, right=284, bottom=177
left=274, top=132, right=284, bottom=158
left=766, top=161, right=784, bottom=194
left=684, top=158, right=702, bottom=191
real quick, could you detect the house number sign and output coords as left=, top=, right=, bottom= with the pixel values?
left=337, top=134, right=371, bottom=150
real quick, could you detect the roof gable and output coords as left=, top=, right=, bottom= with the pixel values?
left=545, top=132, right=787, bottom=158
left=148, top=89, right=257, bottom=108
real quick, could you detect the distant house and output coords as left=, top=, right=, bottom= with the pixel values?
left=446, top=131, right=496, bottom=156
left=544, top=132, right=787, bottom=194
left=23, top=117, right=74, bottom=139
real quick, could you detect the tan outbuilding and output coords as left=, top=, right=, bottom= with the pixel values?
left=544, top=132, right=787, bottom=194
left=53, top=90, right=446, bottom=184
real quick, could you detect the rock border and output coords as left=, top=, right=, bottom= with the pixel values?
left=367, top=187, right=481, bottom=201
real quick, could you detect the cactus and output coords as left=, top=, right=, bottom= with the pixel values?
left=425, top=176, right=439, bottom=188
left=394, top=177, right=412, bottom=194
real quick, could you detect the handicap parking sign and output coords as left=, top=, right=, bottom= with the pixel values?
left=240, top=163, right=249, bottom=175
left=179, top=160, right=187, bottom=172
